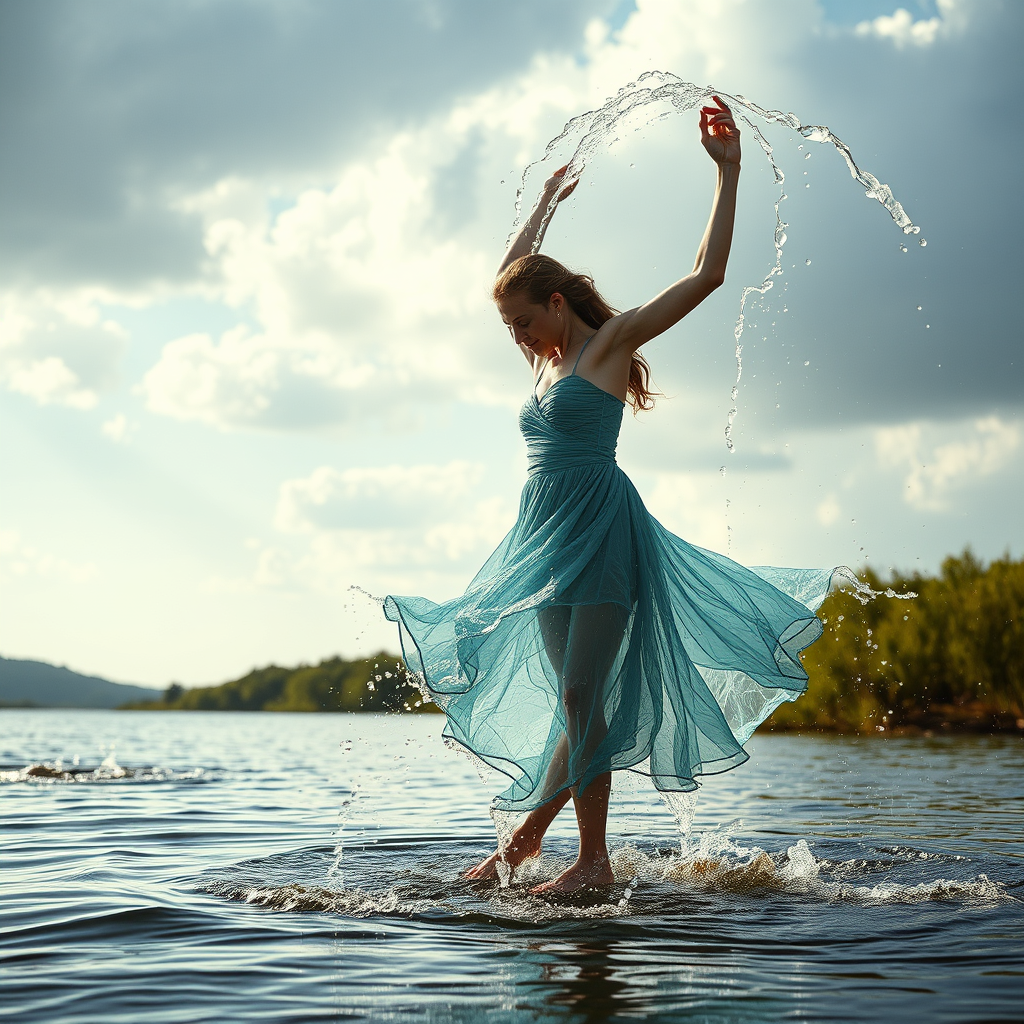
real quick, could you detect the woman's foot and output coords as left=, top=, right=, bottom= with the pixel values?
left=529, top=851, right=614, bottom=895
left=464, top=833, right=542, bottom=880
left=465, top=788, right=573, bottom=881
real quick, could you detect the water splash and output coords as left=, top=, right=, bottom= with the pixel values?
left=725, top=116, right=789, bottom=452
left=202, top=836, right=1014, bottom=924
left=831, top=565, right=918, bottom=604
left=511, top=70, right=920, bottom=453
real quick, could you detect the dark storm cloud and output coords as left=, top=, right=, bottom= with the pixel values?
left=790, top=0, right=1024, bottom=423
left=0, top=0, right=616, bottom=290
left=676, top=0, right=1024, bottom=429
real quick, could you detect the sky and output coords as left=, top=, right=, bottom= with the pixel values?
left=1, top=0, right=1021, bottom=687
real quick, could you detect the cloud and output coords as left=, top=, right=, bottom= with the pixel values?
left=140, top=326, right=382, bottom=430
left=0, top=527, right=96, bottom=583
left=854, top=0, right=967, bottom=48
left=100, top=413, right=134, bottom=442
left=0, top=0, right=617, bottom=291
left=875, top=415, right=1021, bottom=510
left=5, top=0, right=1023, bottom=434
left=140, top=132, right=503, bottom=429
left=0, top=291, right=126, bottom=408
left=213, top=460, right=515, bottom=598
left=275, top=461, right=485, bottom=532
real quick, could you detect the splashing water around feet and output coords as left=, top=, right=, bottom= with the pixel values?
left=510, top=70, right=921, bottom=454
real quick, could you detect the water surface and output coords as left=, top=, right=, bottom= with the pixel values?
left=2, top=710, right=1021, bottom=1022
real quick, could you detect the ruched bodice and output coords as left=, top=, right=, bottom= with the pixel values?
left=520, top=375, right=623, bottom=476
left=385, top=365, right=839, bottom=816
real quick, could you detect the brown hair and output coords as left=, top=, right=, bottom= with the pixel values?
left=493, top=253, right=657, bottom=413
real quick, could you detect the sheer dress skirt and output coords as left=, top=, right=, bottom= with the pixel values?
left=384, top=374, right=837, bottom=813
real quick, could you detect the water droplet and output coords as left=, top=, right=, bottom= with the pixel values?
left=899, top=244, right=908, bottom=253
left=919, top=239, right=927, bottom=247
left=805, top=259, right=811, bottom=266
left=917, top=305, right=922, bottom=311
left=629, top=162, right=635, bottom=168
left=804, top=360, right=810, bottom=366
left=797, top=144, right=804, bottom=150
left=500, top=180, right=505, bottom=185
left=805, top=183, right=810, bottom=188
left=804, top=152, right=811, bottom=160
left=926, top=324, right=930, bottom=329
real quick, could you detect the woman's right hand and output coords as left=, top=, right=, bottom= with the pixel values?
left=700, top=96, right=741, bottom=167
left=541, top=164, right=579, bottom=202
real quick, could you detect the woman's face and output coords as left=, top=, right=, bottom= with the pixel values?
left=497, top=291, right=564, bottom=358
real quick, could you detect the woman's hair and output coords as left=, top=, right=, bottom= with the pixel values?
left=493, top=253, right=657, bottom=413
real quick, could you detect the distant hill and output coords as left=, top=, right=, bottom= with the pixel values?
left=0, top=656, right=163, bottom=709
left=121, top=652, right=432, bottom=713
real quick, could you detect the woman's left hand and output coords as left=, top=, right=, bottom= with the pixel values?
left=700, top=96, right=741, bottom=167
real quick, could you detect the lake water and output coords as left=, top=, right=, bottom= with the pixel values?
left=2, top=709, right=1021, bottom=1023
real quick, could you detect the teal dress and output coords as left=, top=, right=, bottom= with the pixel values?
left=384, top=340, right=836, bottom=814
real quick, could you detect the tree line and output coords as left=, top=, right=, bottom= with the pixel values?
left=124, top=550, right=1024, bottom=733
left=771, top=549, right=1024, bottom=733
left=121, top=654, right=433, bottom=713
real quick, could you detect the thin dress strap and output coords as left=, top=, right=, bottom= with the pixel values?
left=570, top=335, right=595, bottom=376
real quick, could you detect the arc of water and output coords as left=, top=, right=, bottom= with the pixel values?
left=508, top=70, right=920, bottom=455
left=512, top=70, right=918, bottom=243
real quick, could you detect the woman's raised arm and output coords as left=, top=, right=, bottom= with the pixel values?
left=611, top=97, right=741, bottom=353
left=496, top=166, right=578, bottom=278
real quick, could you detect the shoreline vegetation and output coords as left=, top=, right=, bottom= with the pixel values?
left=121, top=654, right=429, bottom=715
left=771, top=550, right=1024, bottom=735
left=121, top=550, right=1023, bottom=734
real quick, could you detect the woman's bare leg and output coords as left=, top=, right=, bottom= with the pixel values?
left=530, top=772, right=613, bottom=894
left=465, top=607, right=572, bottom=879
left=530, top=604, right=627, bottom=895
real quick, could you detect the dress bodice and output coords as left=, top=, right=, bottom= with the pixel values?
left=519, top=374, right=624, bottom=476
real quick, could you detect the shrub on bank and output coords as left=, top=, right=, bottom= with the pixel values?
left=771, top=550, right=1024, bottom=733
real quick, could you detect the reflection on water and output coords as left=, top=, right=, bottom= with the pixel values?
left=1, top=710, right=1021, bottom=1023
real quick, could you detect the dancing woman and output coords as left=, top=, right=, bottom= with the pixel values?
left=385, top=97, right=836, bottom=895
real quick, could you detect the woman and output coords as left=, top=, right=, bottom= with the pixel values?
left=385, top=97, right=836, bottom=895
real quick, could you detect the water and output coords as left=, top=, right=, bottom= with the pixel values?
left=3, top=709, right=1022, bottom=1022
left=511, top=70, right=923, bottom=456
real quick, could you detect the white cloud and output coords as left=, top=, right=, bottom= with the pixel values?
left=275, top=461, right=485, bottom=533
left=854, top=0, right=966, bottom=48
left=206, top=461, right=513, bottom=598
left=0, top=527, right=96, bottom=583
left=0, top=291, right=127, bottom=409
left=100, top=413, right=135, bottom=443
left=875, top=415, right=1021, bottom=510
left=141, top=133, right=501, bottom=429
